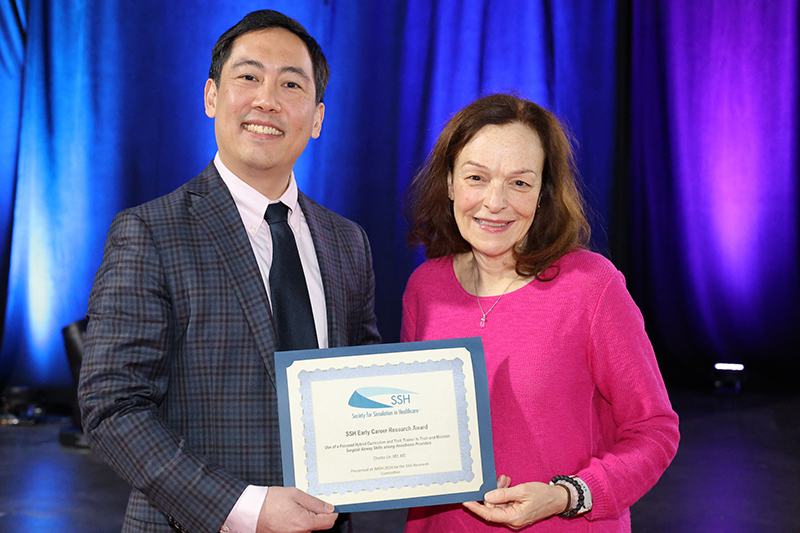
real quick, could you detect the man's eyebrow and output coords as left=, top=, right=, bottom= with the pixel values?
left=280, top=65, right=312, bottom=82
left=230, top=58, right=265, bottom=71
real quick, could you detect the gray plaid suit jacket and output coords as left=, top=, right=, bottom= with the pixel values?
left=78, top=162, right=381, bottom=532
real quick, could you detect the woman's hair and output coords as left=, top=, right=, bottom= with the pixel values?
left=405, top=93, right=591, bottom=280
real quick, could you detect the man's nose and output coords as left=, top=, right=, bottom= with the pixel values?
left=253, top=82, right=281, bottom=112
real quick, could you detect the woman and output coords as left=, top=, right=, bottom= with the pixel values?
left=402, top=94, right=679, bottom=531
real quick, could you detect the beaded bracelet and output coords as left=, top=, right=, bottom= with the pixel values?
left=552, top=482, right=572, bottom=516
left=572, top=476, right=593, bottom=511
left=558, top=479, right=579, bottom=513
left=550, top=475, right=584, bottom=518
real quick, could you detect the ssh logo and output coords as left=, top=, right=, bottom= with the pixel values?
left=348, top=387, right=416, bottom=409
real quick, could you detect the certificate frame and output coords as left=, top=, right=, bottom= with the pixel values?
left=275, top=337, right=496, bottom=512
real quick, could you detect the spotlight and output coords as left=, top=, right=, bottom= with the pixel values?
left=714, top=363, right=744, bottom=371
left=713, top=363, right=746, bottom=394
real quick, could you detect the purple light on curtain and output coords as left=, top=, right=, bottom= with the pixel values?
left=659, top=0, right=799, bottom=356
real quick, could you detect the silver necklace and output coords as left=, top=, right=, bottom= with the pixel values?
left=473, top=269, right=518, bottom=328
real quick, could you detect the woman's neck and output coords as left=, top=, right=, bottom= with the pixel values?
left=454, top=251, right=528, bottom=296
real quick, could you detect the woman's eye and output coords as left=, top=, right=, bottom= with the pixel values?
left=514, top=180, right=530, bottom=187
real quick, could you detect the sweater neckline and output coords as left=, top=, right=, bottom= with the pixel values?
left=446, top=254, right=536, bottom=300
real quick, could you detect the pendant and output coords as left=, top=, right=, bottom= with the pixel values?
left=480, top=315, right=486, bottom=328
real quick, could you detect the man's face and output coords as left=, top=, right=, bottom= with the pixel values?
left=204, top=28, right=324, bottom=193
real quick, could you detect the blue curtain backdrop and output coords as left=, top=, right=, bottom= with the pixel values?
left=0, top=0, right=26, bottom=384
left=0, top=0, right=797, bottom=391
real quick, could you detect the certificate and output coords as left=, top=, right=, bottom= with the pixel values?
left=275, top=338, right=496, bottom=512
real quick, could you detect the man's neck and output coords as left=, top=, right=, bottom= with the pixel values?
left=219, top=158, right=291, bottom=200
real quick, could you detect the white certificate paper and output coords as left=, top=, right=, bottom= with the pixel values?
left=275, top=338, right=496, bottom=512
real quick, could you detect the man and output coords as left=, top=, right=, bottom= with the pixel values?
left=79, top=10, right=380, bottom=533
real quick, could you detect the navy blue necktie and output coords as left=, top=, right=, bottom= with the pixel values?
left=265, top=202, right=318, bottom=351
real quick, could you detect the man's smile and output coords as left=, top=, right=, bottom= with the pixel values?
left=244, top=123, right=284, bottom=135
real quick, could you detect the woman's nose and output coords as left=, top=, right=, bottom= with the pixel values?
left=485, top=182, right=507, bottom=211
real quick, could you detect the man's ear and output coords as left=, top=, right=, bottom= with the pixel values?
left=311, top=102, right=325, bottom=139
left=204, top=79, right=217, bottom=118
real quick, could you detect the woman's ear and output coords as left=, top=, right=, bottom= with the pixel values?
left=447, top=173, right=454, bottom=200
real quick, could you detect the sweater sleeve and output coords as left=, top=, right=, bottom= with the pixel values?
left=577, top=270, right=680, bottom=520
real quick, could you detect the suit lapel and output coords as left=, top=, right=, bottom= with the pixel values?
left=187, top=163, right=278, bottom=384
left=299, top=193, right=346, bottom=348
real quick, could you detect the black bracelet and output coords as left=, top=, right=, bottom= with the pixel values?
left=553, top=482, right=572, bottom=515
left=550, top=475, right=584, bottom=518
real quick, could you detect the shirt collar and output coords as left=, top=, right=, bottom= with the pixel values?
left=214, top=153, right=301, bottom=232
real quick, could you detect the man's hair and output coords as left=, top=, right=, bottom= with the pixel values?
left=405, top=93, right=591, bottom=281
left=208, top=10, right=330, bottom=104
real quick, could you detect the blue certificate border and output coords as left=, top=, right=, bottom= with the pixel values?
left=275, top=337, right=496, bottom=513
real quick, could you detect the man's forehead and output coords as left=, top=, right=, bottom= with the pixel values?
left=228, top=28, right=312, bottom=64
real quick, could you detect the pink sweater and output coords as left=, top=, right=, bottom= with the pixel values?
left=401, top=250, right=679, bottom=532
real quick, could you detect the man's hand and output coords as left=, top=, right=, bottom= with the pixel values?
left=256, top=487, right=338, bottom=533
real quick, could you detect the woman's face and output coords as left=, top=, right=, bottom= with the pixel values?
left=448, top=122, right=544, bottom=264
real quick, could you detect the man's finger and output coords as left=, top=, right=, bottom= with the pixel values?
left=292, top=489, right=335, bottom=515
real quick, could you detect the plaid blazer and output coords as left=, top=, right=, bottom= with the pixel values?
left=78, top=163, right=381, bottom=532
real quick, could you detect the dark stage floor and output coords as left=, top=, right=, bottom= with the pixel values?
left=1, top=386, right=798, bottom=532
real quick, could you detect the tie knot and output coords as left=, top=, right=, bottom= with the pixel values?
left=265, top=202, right=289, bottom=225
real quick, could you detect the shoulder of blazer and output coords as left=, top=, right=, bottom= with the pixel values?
left=184, top=162, right=226, bottom=198
left=121, top=161, right=227, bottom=223
left=297, top=191, right=365, bottom=239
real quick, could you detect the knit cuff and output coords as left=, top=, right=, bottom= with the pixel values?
left=573, top=469, right=611, bottom=519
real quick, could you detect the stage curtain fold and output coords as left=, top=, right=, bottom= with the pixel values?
left=628, top=0, right=800, bottom=383
left=0, top=0, right=27, bottom=381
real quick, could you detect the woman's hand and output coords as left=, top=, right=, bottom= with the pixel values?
left=482, top=474, right=512, bottom=509
left=462, top=476, right=568, bottom=530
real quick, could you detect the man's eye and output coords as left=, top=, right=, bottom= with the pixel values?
left=285, top=81, right=300, bottom=89
left=241, top=74, right=257, bottom=81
